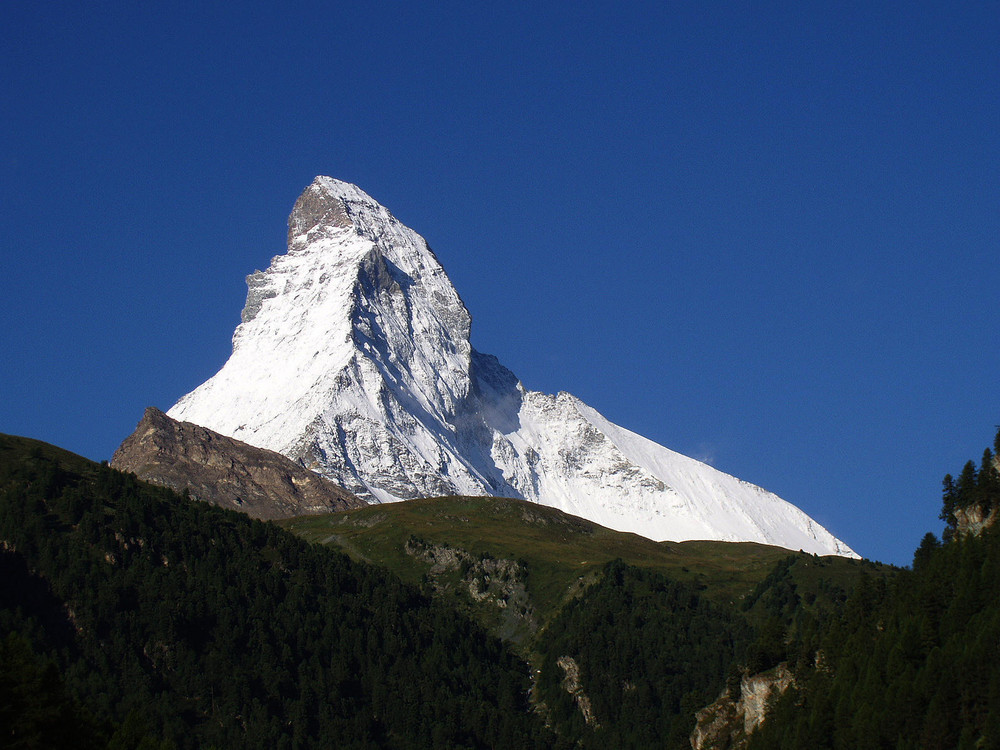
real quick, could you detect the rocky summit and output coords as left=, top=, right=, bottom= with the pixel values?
left=167, top=177, right=856, bottom=556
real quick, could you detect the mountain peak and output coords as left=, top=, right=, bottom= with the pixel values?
left=287, top=176, right=404, bottom=247
left=169, top=178, right=857, bottom=557
left=286, top=177, right=354, bottom=241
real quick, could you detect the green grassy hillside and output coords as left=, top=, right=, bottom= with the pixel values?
left=279, top=496, right=878, bottom=648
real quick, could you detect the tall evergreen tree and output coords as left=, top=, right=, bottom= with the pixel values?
left=978, top=448, right=999, bottom=511
left=941, top=473, right=957, bottom=527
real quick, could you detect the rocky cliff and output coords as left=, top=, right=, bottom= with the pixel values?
left=112, top=407, right=363, bottom=519
left=691, top=664, right=795, bottom=750
left=954, top=502, right=999, bottom=538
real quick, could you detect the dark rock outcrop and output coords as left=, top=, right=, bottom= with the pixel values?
left=112, top=407, right=364, bottom=519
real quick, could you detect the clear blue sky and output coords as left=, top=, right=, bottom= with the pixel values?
left=3, top=1, right=998, bottom=566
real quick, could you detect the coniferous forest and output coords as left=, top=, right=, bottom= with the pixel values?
left=534, top=560, right=752, bottom=748
left=2, top=427, right=1000, bottom=748
left=0, top=435, right=552, bottom=749
left=745, top=428, right=1000, bottom=750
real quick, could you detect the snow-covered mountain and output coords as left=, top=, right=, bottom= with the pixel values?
left=169, top=177, right=856, bottom=557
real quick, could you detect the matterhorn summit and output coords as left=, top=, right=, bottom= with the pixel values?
left=169, top=177, right=856, bottom=557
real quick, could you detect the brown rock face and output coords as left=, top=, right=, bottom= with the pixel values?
left=111, top=407, right=365, bottom=520
left=286, top=176, right=353, bottom=245
left=954, top=503, right=999, bottom=538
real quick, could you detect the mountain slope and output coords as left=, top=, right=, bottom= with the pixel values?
left=0, top=433, right=552, bottom=749
left=169, top=176, right=855, bottom=556
left=280, top=496, right=869, bottom=649
left=281, top=497, right=882, bottom=749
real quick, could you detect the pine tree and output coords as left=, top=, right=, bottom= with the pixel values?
left=956, top=461, right=979, bottom=515
left=978, top=448, right=999, bottom=512
left=913, top=533, right=940, bottom=572
left=941, top=474, right=957, bottom=526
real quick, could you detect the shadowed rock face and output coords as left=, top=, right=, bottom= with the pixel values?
left=111, top=407, right=364, bottom=520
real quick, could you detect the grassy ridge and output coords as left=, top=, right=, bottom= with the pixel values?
left=279, top=496, right=870, bottom=646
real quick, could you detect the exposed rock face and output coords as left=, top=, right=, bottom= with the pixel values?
left=167, top=176, right=857, bottom=556
left=691, top=664, right=794, bottom=750
left=111, top=407, right=364, bottom=519
left=954, top=503, right=1000, bottom=538
left=557, top=656, right=600, bottom=728
left=403, top=537, right=537, bottom=638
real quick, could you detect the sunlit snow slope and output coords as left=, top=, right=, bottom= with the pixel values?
left=169, top=177, right=856, bottom=557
